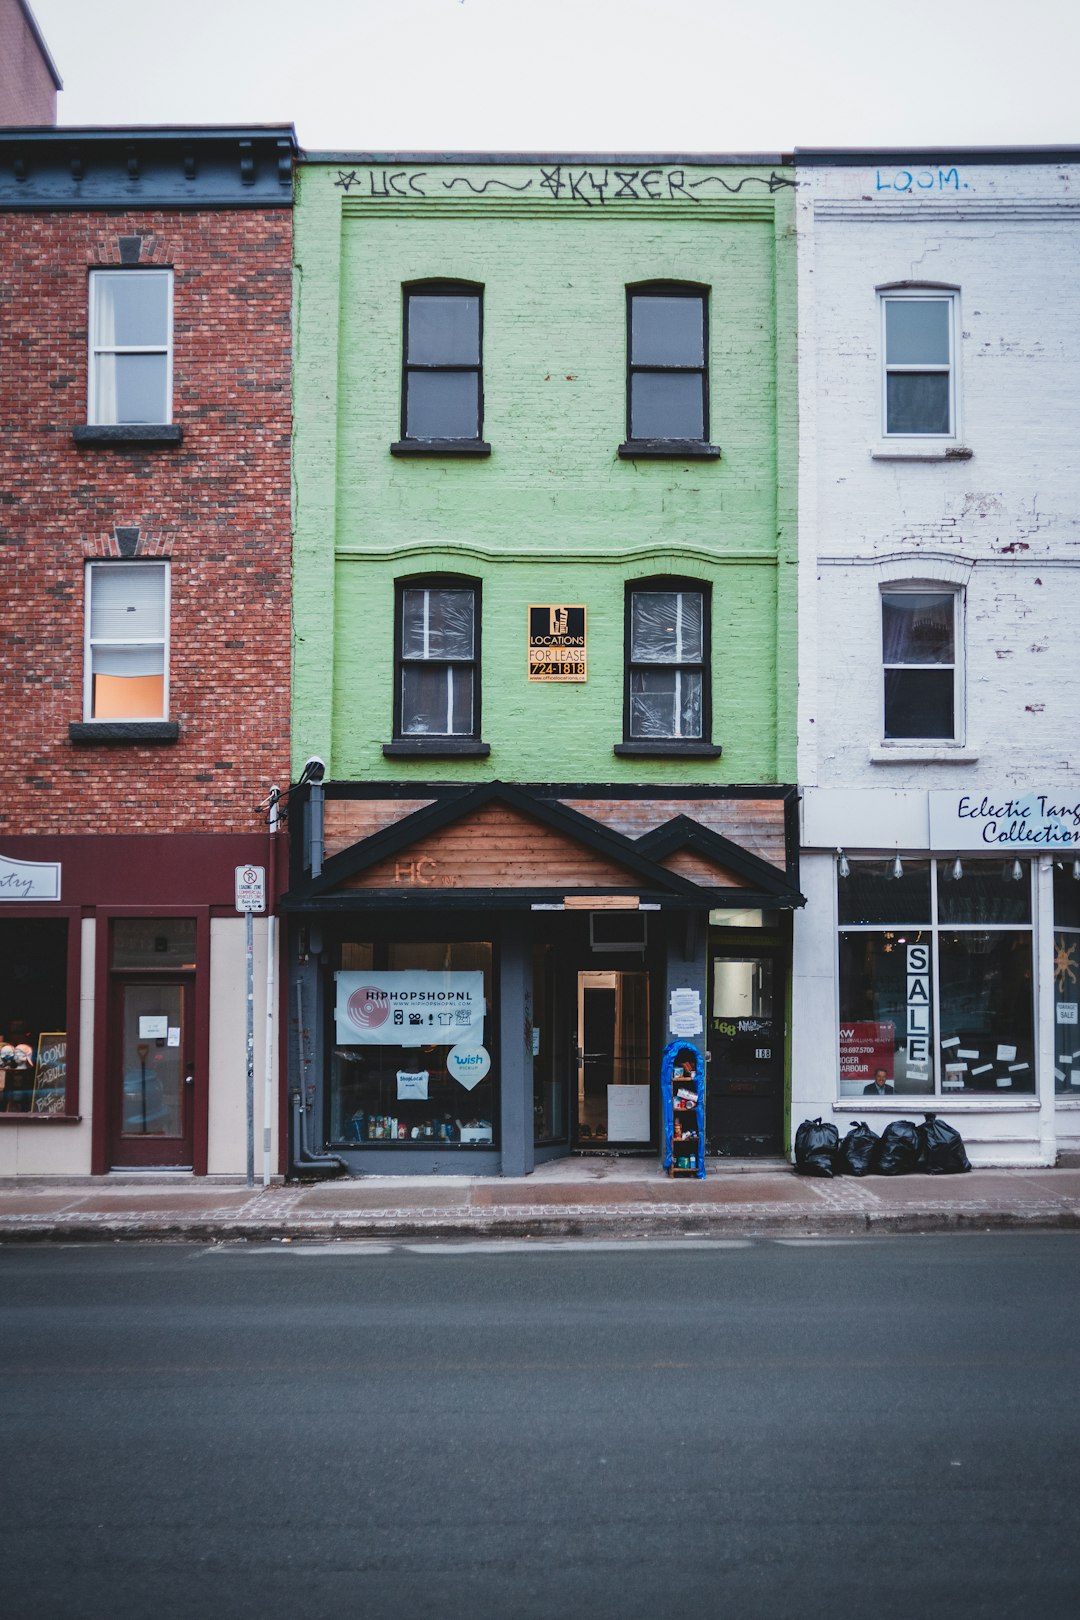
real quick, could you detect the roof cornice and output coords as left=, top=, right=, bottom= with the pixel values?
left=0, top=125, right=298, bottom=208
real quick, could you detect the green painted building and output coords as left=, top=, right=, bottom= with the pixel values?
left=286, top=155, right=803, bottom=1177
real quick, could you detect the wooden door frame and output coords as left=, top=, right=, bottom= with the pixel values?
left=91, top=906, right=211, bottom=1175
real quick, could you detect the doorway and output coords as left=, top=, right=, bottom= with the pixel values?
left=575, top=970, right=652, bottom=1146
left=707, top=951, right=784, bottom=1156
left=108, top=978, right=195, bottom=1168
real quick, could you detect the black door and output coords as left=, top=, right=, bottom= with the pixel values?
left=707, top=952, right=784, bottom=1156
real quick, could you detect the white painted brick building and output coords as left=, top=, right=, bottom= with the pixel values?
left=793, top=150, right=1080, bottom=1165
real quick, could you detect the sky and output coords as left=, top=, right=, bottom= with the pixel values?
left=29, top=0, right=1080, bottom=155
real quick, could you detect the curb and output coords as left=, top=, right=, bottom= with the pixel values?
left=3, top=1207, right=1080, bottom=1243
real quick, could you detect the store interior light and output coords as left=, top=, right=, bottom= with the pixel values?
left=1003, top=858, right=1024, bottom=882
left=890, top=853, right=904, bottom=881
left=948, top=857, right=963, bottom=881
left=837, top=848, right=850, bottom=879
left=1073, top=859, right=1080, bottom=880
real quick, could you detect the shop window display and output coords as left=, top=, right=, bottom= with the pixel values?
left=0, top=919, right=68, bottom=1114
left=330, top=941, right=495, bottom=1146
left=1053, top=863, right=1080, bottom=1095
left=838, top=859, right=1034, bottom=1098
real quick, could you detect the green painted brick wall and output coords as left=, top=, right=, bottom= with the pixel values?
left=293, top=159, right=797, bottom=785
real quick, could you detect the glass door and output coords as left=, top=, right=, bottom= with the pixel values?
left=707, top=953, right=784, bottom=1156
left=108, top=978, right=195, bottom=1167
left=575, top=970, right=651, bottom=1146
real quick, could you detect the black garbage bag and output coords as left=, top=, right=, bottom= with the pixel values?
left=874, top=1119, right=922, bottom=1176
left=918, top=1113, right=971, bottom=1174
left=794, top=1117, right=840, bottom=1177
left=837, top=1120, right=879, bottom=1177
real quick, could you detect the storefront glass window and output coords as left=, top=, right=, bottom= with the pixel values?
left=1053, top=863, right=1080, bottom=1096
left=0, top=919, right=68, bottom=1115
left=837, top=860, right=1034, bottom=1098
left=330, top=941, right=495, bottom=1147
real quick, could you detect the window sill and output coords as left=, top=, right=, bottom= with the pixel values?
left=390, top=439, right=491, bottom=457
left=383, top=738, right=490, bottom=758
left=69, top=721, right=180, bottom=744
left=0, top=1112, right=81, bottom=1124
left=834, top=1098, right=1038, bottom=1112
left=870, top=442, right=972, bottom=461
left=869, top=745, right=978, bottom=764
left=614, top=741, right=723, bottom=758
left=618, top=439, right=722, bottom=461
left=73, top=424, right=183, bottom=447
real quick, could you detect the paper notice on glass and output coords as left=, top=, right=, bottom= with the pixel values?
left=1008, top=1062, right=1030, bottom=1073
left=996, top=1076, right=1012, bottom=1088
left=1072, top=1071, right=1080, bottom=1088
left=1054, top=1067, right=1066, bottom=1083
left=957, top=1049, right=979, bottom=1060
left=945, top=1063, right=967, bottom=1074
left=996, top=1044, right=1017, bottom=1062
left=396, top=1070, right=429, bottom=1101
left=167, top=1027, right=180, bottom=1048
left=942, top=1077, right=964, bottom=1089
left=1057, top=1002, right=1078, bottom=1025
left=941, top=1037, right=961, bottom=1050
left=971, top=1064, right=993, bottom=1076
left=138, top=1015, right=168, bottom=1039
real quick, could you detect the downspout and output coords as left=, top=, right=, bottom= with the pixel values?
left=289, top=975, right=347, bottom=1179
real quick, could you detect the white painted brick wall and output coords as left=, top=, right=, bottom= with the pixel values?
left=797, top=160, right=1080, bottom=790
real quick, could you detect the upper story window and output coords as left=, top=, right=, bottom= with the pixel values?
left=393, top=282, right=489, bottom=455
left=880, top=287, right=957, bottom=438
left=395, top=579, right=479, bottom=739
left=881, top=588, right=958, bottom=741
left=88, top=269, right=173, bottom=426
left=623, top=581, right=713, bottom=747
left=84, top=562, right=169, bottom=722
left=620, top=284, right=720, bottom=460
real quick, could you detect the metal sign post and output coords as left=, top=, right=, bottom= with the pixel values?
left=235, top=865, right=266, bottom=1190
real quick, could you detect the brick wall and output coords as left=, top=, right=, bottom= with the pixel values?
left=0, top=208, right=293, bottom=834
left=0, top=0, right=58, bottom=125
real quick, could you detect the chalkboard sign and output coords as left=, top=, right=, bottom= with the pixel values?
left=31, top=1032, right=67, bottom=1116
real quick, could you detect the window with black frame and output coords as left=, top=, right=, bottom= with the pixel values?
left=620, top=284, right=719, bottom=459
left=881, top=589, right=958, bottom=741
left=393, top=282, right=487, bottom=453
left=621, top=581, right=718, bottom=752
left=329, top=941, right=496, bottom=1147
left=393, top=578, right=480, bottom=743
left=837, top=857, right=1034, bottom=1098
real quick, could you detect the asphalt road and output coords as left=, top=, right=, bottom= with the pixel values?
left=2, top=1234, right=1078, bottom=1620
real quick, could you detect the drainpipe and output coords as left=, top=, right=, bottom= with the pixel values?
left=288, top=976, right=347, bottom=1179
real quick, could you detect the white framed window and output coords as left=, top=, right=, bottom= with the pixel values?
left=881, top=586, right=960, bottom=742
left=84, top=562, right=169, bottom=722
left=879, top=286, right=957, bottom=438
left=88, top=269, right=173, bottom=426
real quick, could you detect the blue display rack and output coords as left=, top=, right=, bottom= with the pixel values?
left=660, top=1039, right=706, bottom=1179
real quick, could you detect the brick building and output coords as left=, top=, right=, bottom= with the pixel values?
left=0, top=126, right=295, bottom=1175
left=792, top=148, right=1080, bottom=1164
left=287, top=154, right=802, bottom=1176
left=0, top=0, right=61, bottom=126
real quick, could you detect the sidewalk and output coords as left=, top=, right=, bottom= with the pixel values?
left=3, top=1157, right=1080, bottom=1242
